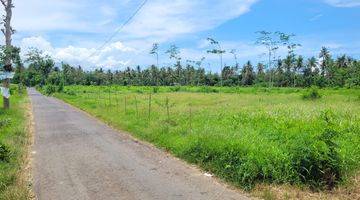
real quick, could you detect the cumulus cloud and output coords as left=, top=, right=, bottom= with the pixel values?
left=9, top=0, right=126, bottom=33
left=10, top=0, right=259, bottom=69
left=123, top=0, right=258, bottom=40
left=20, top=36, right=136, bottom=70
left=324, top=0, right=360, bottom=7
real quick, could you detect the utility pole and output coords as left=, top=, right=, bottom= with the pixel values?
left=1, top=0, right=14, bottom=109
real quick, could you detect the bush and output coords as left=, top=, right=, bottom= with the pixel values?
left=302, top=87, right=322, bottom=100
left=291, top=111, right=341, bottom=189
left=197, top=86, right=219, bottom=93
left=44, top=84, right=56, bottom=95
left=170, top=86, right=181, bottom=92
left=0, top=118, right=11, bottom=128
left=152, top=87, right=159, bottom=93
left=57, top=83, right=64, bottom=93
left=64, top=89, right=76, bottom=96
left=0, top=143, right=10, bottom=162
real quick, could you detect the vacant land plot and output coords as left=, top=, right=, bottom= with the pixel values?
left=0, top=86, right=31, bottom=200
left=54, top=86, right=360, bottom=192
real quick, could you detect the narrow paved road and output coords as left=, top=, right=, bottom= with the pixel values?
left=29, top=88, right=249, bottom=200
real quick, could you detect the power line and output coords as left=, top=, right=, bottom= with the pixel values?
left=88, top=0, right=148, bottom=58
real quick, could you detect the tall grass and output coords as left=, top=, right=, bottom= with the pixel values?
left=0, top=86, right=31, bottom=199
left=55, top=86, right=360, bottom=190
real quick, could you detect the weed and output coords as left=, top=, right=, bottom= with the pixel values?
left=0, top=143, right=10, bottom=162
left=170, top=86, right=181, bottom=92
left=302, top=87, right=322, bottom=100
left=152, top=87, right=159, bottom=93
left=197, top=86, right=219, bottom=93
left=0, top=118, right=11, bottom=128
left=262, top=188, right=277, bottom=200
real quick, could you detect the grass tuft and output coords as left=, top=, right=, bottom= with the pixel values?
left=302, top=87, right=322, bottom=100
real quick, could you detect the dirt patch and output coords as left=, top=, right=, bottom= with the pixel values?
left=252, top=174, right=360, bottom=200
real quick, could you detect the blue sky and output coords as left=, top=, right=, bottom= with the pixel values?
left=6, top=0, right=360, bottom=71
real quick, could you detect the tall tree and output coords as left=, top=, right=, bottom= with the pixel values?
left=319, top=46, right=331, bottom=77
left=1, top=0, right=14, bottom=109
left=304, top=57, right=318, bottom=87
left=255, top=62, right=266, bottom=84
left=150, top=43, right=159, bottom=67
left=166, top=44, right=181, bottom=63
left=207, top=37, right=225, bottom=86
left=230, top=49, right=239, bottom=69
left=294, top=56, right=304, bottom=87
left=256, top=31, right=280, bottom=87
left=166, top=45, right=181, bottom=84
left=241, top=61, right=255, bottom=86
left=278, top=32, right=301, bottom=87
left=25, top=48, right=55, bottom=86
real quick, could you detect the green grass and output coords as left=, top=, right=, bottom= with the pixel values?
left=0, top=86, right=31, bottom=200
left=53, top=85, right=360, bottom=190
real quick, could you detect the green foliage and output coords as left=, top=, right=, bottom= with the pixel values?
left=9, top=45, right=360, bottom=89
left=0, top=88, right=31, bottom=198
left=152, top=87, right=159, bottom=93
left=0, top=118, right=11, bottom=128
left=55, top=86, right=360, bottom=190
left=302, top=87, right=322, bottom=100
left=197, top=86, right=219, bottom=93
left=63, top=89, right=76, bottom=96
left=44, top=84, right=56, bottom=95
left=170, top=86, right=181, bottom=92
left=43, top=83, right=64, bottom=95
left=22, top=48, right=55, bottom=86
left=0, top=143, right=10, bottom=162
left=291, top=111, right=341, bottom=189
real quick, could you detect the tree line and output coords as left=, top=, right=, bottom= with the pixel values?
left=2, top=32, right=360, bottom=89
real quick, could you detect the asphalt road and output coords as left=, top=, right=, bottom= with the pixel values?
left=29, top=88, right=250, bottom=200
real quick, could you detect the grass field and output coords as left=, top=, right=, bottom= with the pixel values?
left=53, top=86, right=360, bottom=192
left=0, top=86, right=31, bottom=200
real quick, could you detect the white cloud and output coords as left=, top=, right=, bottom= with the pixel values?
left=9, top=0, right=124, bottom=33
left=19, top=36, right=137, bottom=70
left=9, top=0, right=258, bottom=40
left=123, top=0, right=258, bottom=40
left=309, top=14, right=323, bottom=21
left=324, top=0, right=360, bottom=7
left=9, top=0, right=259, bottom=70
left=20, top=36, right=53, bottom=55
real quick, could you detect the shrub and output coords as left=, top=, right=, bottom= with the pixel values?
left=0, top=118, right=11, bottom=128
left=44, top=84, right=56, bottom=95
left=0, top=143, right=10, bottom=162
left=302, top=87, right=322, bottom=100
left=291, top=111, right=341, bottom=189
left=197, top=86, right=219, bottom=93
left=170, top=86, right=181, bottom=92
left=152, top=87, right=159, bottom=93
left=57, top=83, right=64, bottom=93
left=64, top=89, right=76, bottom=96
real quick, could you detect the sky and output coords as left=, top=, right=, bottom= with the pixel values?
left=4, top=0, right=360, bottom=71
